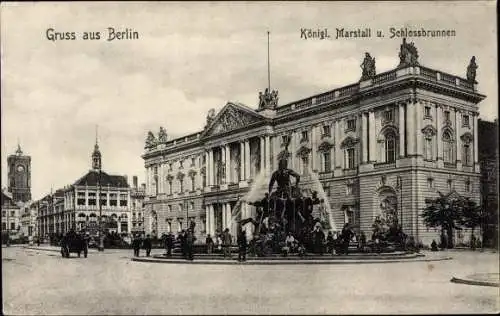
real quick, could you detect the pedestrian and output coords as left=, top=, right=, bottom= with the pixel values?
left=359, top=231, right=366, bottom=252
left=313, top=225, right=325, bottom=255
left=143, top=234, right=152, bottom=257
left=166, top=232, right=174, bottom=257
left=185, top=229, right=195, bottom=261
left=285, top=231, right=295, bottom=255
left=133, top=234, right=141, bottom=257
left=431, top=239, right=438, bottom=251
left=470, top=234, right=476, bottom=251
left=341, top=223, right=353, bottom=255
left=326, top=231, right=335, bottom=255
left=206, top=234, right=214, bottom=254
left=222, top=228, right=232, bottom=258
left=237, top=229, right=247, bottom=262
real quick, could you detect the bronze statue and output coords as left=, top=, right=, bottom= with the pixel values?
left=398, top=38, right=419, bottom=67
left=360, top=52, right=376, bottom=80
left=268, top=158, right=300, bottom=199
left=258, top=88, right=279, bottom=109
left=466, top=56, right=478, bottom=83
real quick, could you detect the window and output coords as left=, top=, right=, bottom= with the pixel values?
left=2, top=222, right=6, bottom=230
left=346, top=148, right=355, bottom=169
left=88, top=192, right=96, bottom=206
left=447, top=179, right=453, bottom=191
left=179, top=204, right=183, bottom=212
left=190, top=202, right=195, bottom=210
left=10, top=223, right=15, bottom=230
left=301, top=130, right=309, bottom=142
left=169, top=163, right=173, bottom=171
left=168, top=205, right=172, bottom=212
left=384, top=110, right=393, bottom=122
left=424, top=106, right=431, bottom=118
left=346, top=183, right=353, bottom=195
left=191, top=176, right=195, bottom=191
left=179, top=179, right=184, bottom=192
left=443, top=131, right=453, bottom=163
left=427, top=178, right=434, bottom=189
left=301, top=156, right=309, bottom=174
left=10, top=211, right=15, bottom=217
left=346, top=119, right=356, bottom=131
left=100, top=193, right=107, bottom=206
left=385, top=133, right=396, bottom=163
left=168, top=180, right=173, bottom=195
left=282, top=135, right=290, bottom=146
left=444, top=110, right=450, bottom=122
left=462, top=115, right=470, bottom=127
left=191, top=157, right=196, bottom=167
left=424, top=137, right=433, bottom=160
left=322, top=125, right=331, bottom=137
left=119, top=194, right=128, bottom=207
left=322, top=151, right=331, bottom=172
left=465, top=180, right=471, bottom=192
left=324, top=186, right=331, bottom=197
left=463, top=144, right=471, bottom=166
left=110, top=193, right=117, bottom=206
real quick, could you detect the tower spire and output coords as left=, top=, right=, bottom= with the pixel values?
left=92, top=125, right=102, bottom=170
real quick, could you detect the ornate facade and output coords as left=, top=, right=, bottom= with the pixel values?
left=143, top=40, right=485, bottom=246
left=7, top=144, right=31, bottom=203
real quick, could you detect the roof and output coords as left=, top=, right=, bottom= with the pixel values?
left=74, top=170, right=129, bottom=188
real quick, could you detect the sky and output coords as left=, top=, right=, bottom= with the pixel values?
left=1, top=1, right=497, bottom=201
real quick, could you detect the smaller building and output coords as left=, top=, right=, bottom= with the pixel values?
left=1, top=189, right=22, bottom=242
left=130, top=176, right=146, bottom=236
left=19, top=201, right=38, bottom=242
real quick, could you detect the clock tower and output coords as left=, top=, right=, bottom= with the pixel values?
left=7, top=143, right=32, bottom=203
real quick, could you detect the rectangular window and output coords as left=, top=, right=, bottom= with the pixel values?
left=169, top=163, right=173, bottom=171
left=424, top=106, right=431, bottom=117
left=324, top=186, right=331, bottom=197
left=11, top=211, right=15, bottom=217
left=301, top=130, right=309, bottom=142
left=346, top=183, right=353, bottom=195
left=322, top=125, right=331, bottom=137
left=302, top=156, right=309, bottom=174
left=347, top=148, right=355, bottom=169
left=465, top=181, right=471, bottom=192
left=168, top=205, right=172, bottom=212
left=462, top=115, right=470, bottom=127
left=191, top=157, right=196, bottom=167
left=100, top=193, right=107, bottom=206
left=168, top=181, right=173, bottom=195
left=110, top=193, right=117, bottom=206
left=191, top=178, right=195, bottom=191
left=427, top=178, right=434, bottom=189
left=347, top=119, right=356, bottom=131
left=425, top=138, right=433, bottom=160
left=384, top=110, right=393, bottom=122
left=179, top=160, right=184, bottom=169
left=463, top=144, right=471, bottom=165
left=179, top=179, right=184, bottom=192
left=190, top=202, right=195, bottom=210
left=10, top=223, right=15, bottom=230
left=282, top=135, right=290, bottom=145
left=444, top=110, right=450, bottom=122
left=323, top=152, right=331, bottom=172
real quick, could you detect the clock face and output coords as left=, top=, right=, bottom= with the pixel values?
left=17, top=165, right=25, bottom=172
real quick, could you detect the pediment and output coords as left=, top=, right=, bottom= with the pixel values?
left=460, top=132, right=473, bottom=144
left=202, top=102, right=265, bottom=137
left=296, top=145, right=311, bottom=158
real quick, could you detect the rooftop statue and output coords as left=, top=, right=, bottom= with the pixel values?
left=360, top=52, right=376, bottom=80
left=398, top=38, right=419, bottom=67
left=205, top=108, right=216, bottom=128
left=258, top=88, right=279, bottom=109
left=158, top=126, right=168, bottom=143
left=145, top=131, right=157, bottom=149
left=466, top=56, right=478, bottom=83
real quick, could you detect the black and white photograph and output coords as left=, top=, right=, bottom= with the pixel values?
left=1, top=1, right=498, bottom=314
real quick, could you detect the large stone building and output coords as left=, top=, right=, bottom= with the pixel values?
left=142, top=40, right=485, bottom=246
left=37, top=139, right=143, bottom=238
left=7, top=144, right=32, bottom=203
left=1, top=190, right=21, bottom=242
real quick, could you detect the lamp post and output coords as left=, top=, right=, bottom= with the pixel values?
left=98, top=168, right=104, bottom=251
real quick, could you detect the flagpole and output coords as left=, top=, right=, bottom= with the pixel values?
left=267, top=31, right=270, bottom=91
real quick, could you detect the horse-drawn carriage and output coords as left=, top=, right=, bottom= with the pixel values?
left=60, top=232, right=88, bottom=258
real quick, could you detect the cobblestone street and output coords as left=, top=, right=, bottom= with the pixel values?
left=2, top=246, right=498, bottom=314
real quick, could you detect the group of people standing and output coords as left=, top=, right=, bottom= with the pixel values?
left=132, top=234, right=152, bottom=257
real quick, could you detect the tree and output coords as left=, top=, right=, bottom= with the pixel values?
left=421, top=192, right=462, bottom=248
left=457, top=197, right=484, bottom=246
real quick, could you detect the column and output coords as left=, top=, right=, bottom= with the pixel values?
left=406, top=102, right=415, bottom=156
left=208, top=149, right=214, bottom=186
left=259, top=136, right=265, bottom=174
left=244, top=140, right=251, bottom=180
left=225, top=203, right=232, bottom=232
left=239, top=141, right=245, bottom=181
left=473, top=114, right=479, bottom=165
left=265, top=135, right=271, bottom=175
left=369, top=111, right=376, bottom=162
left=398, top=104, right=405, bottom=158
left=335, top=120, right=342, bottom=168
left=222, top=203, right=226, bottom=229
left=290, top=132, right=296, bottom=170
left=436, top=104, right=442, bottom=160
left=311, top=126, right=317, bottom=170
left=455, top=109, right=462, bottom=162
left=362, top=113, right=369, bottom=162
left=225, top=145, right=231, bottom=183
left=209, top=204, right=215, bottom=235
left=416, top=101, right=423, bottom=156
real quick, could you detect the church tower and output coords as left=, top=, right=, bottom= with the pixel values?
left=7, top=143, right=32, bottom=202
left=92, top=132, right=102, bottom=171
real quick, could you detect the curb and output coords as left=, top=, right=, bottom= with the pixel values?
left=450, top=276, right=500, bottom=288
left=131, top=256, right=452, bottom=265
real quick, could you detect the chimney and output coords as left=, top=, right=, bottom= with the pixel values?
left=133, top=176, right=138, bottom=188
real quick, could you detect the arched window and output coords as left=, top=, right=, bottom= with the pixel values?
left=443, top=131, right=454, bottom=163
left=385, top=132, right=396, bottom=163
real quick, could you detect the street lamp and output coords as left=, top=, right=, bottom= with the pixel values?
left=98, top=168, right=104, bottom=251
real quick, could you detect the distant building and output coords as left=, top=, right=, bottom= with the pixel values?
left=130, top=176, right=146, bottom=235
left=37, top=139, right=141, bottom=238
left=479, top=118, right=498, bottom=247
left=143, top=39, right=484, bottom=246
left=1, top=189, right=21, bottom=242
left=20, top=201, right=38, bottom=242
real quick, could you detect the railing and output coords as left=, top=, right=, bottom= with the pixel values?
left=338, top=84, right=359, bottom=97
left=295, top=98, right=313, bottom=109
left=440, top=73, right=456, bottom=85
left=373, top=71, right=397, bottom=84
left=420, top=67, right=437, bottom=80
left=315, top=91, right=336, bottom=105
